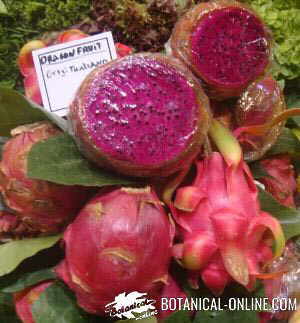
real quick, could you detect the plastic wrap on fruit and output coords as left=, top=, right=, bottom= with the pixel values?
left=264, top=241, right=300, bottom=322
left=69, top=53, right=211, bottom=177
left=170, top=0, right=272, bottom=100
left=235, top=75, right=286, bottom=161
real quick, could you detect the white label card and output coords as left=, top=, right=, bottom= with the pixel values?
left=32, top=32, right=117, bottom=117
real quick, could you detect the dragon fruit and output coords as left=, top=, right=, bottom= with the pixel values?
left=0, top=210, right=35, bottom=239
left=158, top=275, right=189, bottom=321
left=14, top=281, right=53, bottom=323
left=69, top=53, right=211, bottom=177
left=259, top=154, right=297, bottom=208
left=235, top=75, right=286, bottom=161
left=0, top=122, right=91, bottom=233
left=171, top=120, right=285, bottom=295
left=55, top=187, right=174, bottom=315
left=170, top=0, right=272, bottom=100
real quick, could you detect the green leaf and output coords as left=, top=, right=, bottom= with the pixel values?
left=0, top=88, right=68, bottom=136
left=0, top=235, right=61, bottom=277
left=31, top=282, right=88, bottom=323
left=0, top=293, right=21, bottom=322
left=0, top=88, right=47, bottom=136
left=165, top=311, right=192, bottom=323
left=0, top=1, right=7, bottom=14
left=258, top=188, right=300, bottom=240
left=194, top=310, right=258, bottom=323
left=249, top=162, right=273, bottom=180
left=1, top=268, right=56, bottom=293
left=267, top=128, right=300, bottom=156
left=27, top=133, right=137, bottom=187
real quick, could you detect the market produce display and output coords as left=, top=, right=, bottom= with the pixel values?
left=0, top=0, right=300, bottom=323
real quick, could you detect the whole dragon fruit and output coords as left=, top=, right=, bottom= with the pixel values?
left=69, top=53, right=211, bottom=177
left=0, top=122, right=91, bottom=234
left=55, top=187, right=174, bottom=316
left=235, top=75, right=286, bottom=161
left=14, top=281, right=53, bottom=323
left=259, top=154, right=297, bottom=208
left=171, top=120, right=285, bottom=294
left=170, top=0, right=272, bottom=100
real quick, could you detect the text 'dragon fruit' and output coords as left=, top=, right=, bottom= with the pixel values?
left=171, top=121, right=285, bottom=295
left=0, top=122, right=90, bottom=233
left=235, top=75, right=286, bottom=161
left=55, top=187, right=174, bottom=315
left=171, top=0, right=272, bottom=99
left=14, top=281, right=53, bottom=323
left=69, top=53, right=211, bottom=177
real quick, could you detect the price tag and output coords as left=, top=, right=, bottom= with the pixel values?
left=32, top=32, right=117, bottom=117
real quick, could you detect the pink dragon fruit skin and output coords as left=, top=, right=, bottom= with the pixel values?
left=171, top=0, right=272, bottom=100
left=69, top=53, right=211, bottom=177
left=0, top=122, right=91, bottom=233
left=172, top=150, right=285, bottom=295
left=157, top=275, right=189, bottom=321
left=259, top=154, right=297, bottom=208
left=14, top=281, right=53, bottom=323
left=55, top=187, right=174, bottom=315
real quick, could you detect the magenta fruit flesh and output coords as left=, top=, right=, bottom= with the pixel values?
left=70, top=53, right=211, bottom=177
left=171, top=0, right=272, bottom=99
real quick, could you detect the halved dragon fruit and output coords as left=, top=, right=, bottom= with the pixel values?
left=235, top=75, right=286, bottom=161
left=0, top=122, right=91, bottom=233
left=69, top=53, right=211, bottom=177
left=14, top=281, right=53, bottom=323
left=170, top=0, right=272, bottom=99
left=55, top=187, right=174, bottom=315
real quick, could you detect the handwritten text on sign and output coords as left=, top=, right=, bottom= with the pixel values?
left=32, top=32, right=117, bottom=117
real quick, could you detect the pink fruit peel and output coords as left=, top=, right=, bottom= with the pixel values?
left=55, top=187, right=174, bottom=315
left=0, top=122, right=91, bottom=233
left=14, top=281, right=53, bottom=323
left=171, top=121, right=285, bottom=295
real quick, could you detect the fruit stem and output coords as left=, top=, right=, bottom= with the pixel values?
left=208, top=119, right=242, bottom=167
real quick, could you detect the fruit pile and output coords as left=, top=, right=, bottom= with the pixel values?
left=1, top=1, right=300, bottom=322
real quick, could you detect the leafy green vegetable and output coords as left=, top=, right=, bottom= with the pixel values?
left=1, top=268, right=56, bottom=293
left=90, top=0, right=194, bottom=52
left=0, top=0, right=92, bottom=90
left=28, top=133, right=137, bottom=187
left=31, top=282, right=87, bottom=323
left=0, top=235, right=61, bottom=277
left=245, top=0, right=300, bottom=80
left=258, top=187, right=300, bottom=240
